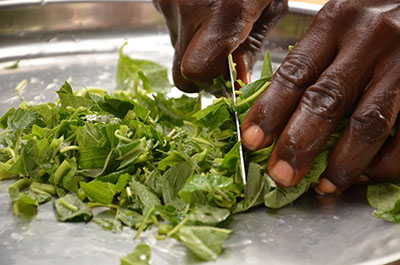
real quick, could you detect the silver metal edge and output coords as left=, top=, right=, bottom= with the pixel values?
left=228, top=56, right=247, bottom=186
left=288, top=1, right=323, bottom=15
left=1, top=0, right=323, bottom=15
left=0, top=0, right=151, bottom=8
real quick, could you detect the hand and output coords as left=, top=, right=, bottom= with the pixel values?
left=153, top=0, right=288, bottom=95
left=242, top=0, right=400, bottom=194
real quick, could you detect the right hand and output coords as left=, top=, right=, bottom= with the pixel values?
left=153, top=0, right=288, bottom=95
left=241, top=0, right=400, bottom=194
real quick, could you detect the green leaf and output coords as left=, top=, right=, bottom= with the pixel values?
left=234, top=163, right=267, bottom=213
left=0, top=108, right=16, bottom=130
left=80, top=181, right=117, bottom=205
left=173, top=226, right=231, bottom=261
left=187, top=205, right=230, bottom=225
left=120, top=243, right=151, bottom=265
left=158, top=151, right=190, bottom=171
left=154, top=205, right=183, bottom=226
left=236, top=79, right=270, bottom=114
left=154, top=94, right=184, bottom=127
left=304, top=150, right=329, bottom=183
left=162, top=162, right=192, bottom=211
left=178, top=174, right=233, bottom=204
left=4, top=59, right=20, bottom=70
left=260, top=50, right=273, bottom=79
left=130, top=179, right=161, bottom=210
left=367, top=183, right=400, bottom=211
left=61, top=158, right=79, bottom=193
left=264, top=178, right=310, bottom=209
left=7, top=108, right=45, bottom=134
left=54, top=194, right=93, bottom=222
left=0, top=162, right=13, bottom=180
left=56, top=82, right=96, bottom=109
left=93, top=217, right=123, bottom=233
left=118, top=208, right=143, bottom=227
left=193, top=98, right=232, bottom=131
left=117, top=43, right=171, bottom=94
left=220, top=141, right=240, bottom=172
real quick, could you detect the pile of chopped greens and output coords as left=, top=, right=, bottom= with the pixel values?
left=0, top=44, right=399, bottom=263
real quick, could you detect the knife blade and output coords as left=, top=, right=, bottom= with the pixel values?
left=228, top=55, right=247, bottom=186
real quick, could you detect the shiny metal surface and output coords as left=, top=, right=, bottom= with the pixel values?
left=228, top=56, right=247, bottom=186
left=1, top=1, right=400, bottom=265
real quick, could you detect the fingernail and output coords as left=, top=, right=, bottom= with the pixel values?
left=242, top=124, right=265, bottom=151
left=315, top=178, right=337, bottom=195
left=356, top=175, right=370, bottom=183
left=269, top=160, right=295, bottom=186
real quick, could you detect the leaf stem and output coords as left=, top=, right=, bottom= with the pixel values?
left=30, top=182, right=56, bottom=195
left=59, top=198, right=79, bottom=212
left=60, top=146, right=80, bottom=153
left=54, top=159, right=71, bottom=185
left=236, top=82, right=270, bottom=109
left=167, top=216, right=188, bottom=237
left=135, top=206, right=155, bottom=239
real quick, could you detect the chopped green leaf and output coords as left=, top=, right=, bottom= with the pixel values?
left=120, top=243, right=151, bottom=265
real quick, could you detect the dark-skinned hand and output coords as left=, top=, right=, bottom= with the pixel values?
left=152, top=0, right=288, bottom=96
left=242, top=0, right=400, bottom=194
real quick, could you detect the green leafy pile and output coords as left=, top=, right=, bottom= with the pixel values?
left=0, top=45, right=397, bottom=263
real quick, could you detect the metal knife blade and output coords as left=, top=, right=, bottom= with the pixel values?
left=228, top=55, right=247, bottom=186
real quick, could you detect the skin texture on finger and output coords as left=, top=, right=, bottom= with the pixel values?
left=155, top=0, right=288, bottom=94
left=233, top=0, right=288, bottom=84
left=267, top=41, right=381, bottom=187
left=241, top=2, right=340, bottom=151
left=319, top=59, right=399, bottom=192
left=243, top=0, right=400, bottom=189
left=180, top=1, right=272, bottom=86
left=364, top=119, right=400, bottom=183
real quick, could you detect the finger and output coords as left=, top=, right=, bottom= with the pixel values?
left=364, top=119, right=400, bottom=182
left=241, top=9, right=338, bottom=151
left=233, top=0, right=288, bottom=84
left=180, top=0, right=271, bottom=90
left=315, top=56, right=400, bottom=194
left=169, top=0, right=210, bottom=93
left=267, top=40, right=383, bottom=187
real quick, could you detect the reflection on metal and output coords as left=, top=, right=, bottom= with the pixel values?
left=288, top=1, right=323, bottom=15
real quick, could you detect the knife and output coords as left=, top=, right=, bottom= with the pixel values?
left=228, top=55, right=247, bottom=186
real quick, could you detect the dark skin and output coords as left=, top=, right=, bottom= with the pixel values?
left=153, top=0, right=288, bottom=95
left=154, top=0, right=400, bottom=194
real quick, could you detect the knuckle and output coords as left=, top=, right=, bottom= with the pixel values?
left=270, top=0, right=288, bottom=19
left=350, top=108, right=392, bottom=144
left=301, top=75, right=347, bottom=121
left=322, top=0, right=359, bottom=20
left=275, top=52, right=319, bottom=88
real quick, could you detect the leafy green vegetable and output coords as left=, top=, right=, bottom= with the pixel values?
left=260, top=50, right=273, bottom=79
left=187, top=204, right=230, bottom=225
left=367, top=184, right=400, bottom=222
left=54, top=194, right=93, bottom=222
left=234, top=163, right=267, bottom=213
left=4, top=59, right=20, bottom=70
left=2, top=45, right=394, bottom=264
left=80, top=181, right=117, bottom=205
left=93, top=217, right=123, bottom=233
left=117, top=43, right=171, bottom=94
left=120, top=244, right=151, bottom=265
left=264, top=178, right=310, bottom=209
left=173, top=226, right=231, bottom=261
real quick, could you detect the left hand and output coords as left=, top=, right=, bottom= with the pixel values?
left=153, top=0, right=288, bottom=95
